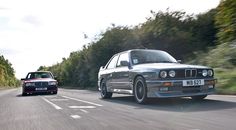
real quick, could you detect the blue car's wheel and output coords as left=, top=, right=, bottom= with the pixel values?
left=100, top=80, right=112, bottom=99
left=134, top=76, right=148, bottom=104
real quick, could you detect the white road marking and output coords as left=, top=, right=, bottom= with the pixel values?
left=50, top=99, right=69, bottom=101
left=80, top=109, right=89, bottom=113
left=42, top=97, right=62, bottom=110
left=62, top=96, right=103, bottom=106
left=69, top=106, right=96, bottom=109
left=71, top=115, right=81, bottom=119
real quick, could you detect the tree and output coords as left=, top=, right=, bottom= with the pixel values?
left=215, top=0, right=236, bottom=43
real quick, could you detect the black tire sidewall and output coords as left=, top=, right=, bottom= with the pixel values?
left=134, top=76, right=147, bottom=104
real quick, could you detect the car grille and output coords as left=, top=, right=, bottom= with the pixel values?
left=174, top=69, right=205, bottom=79
left=35, top=82, right=48, bottom=87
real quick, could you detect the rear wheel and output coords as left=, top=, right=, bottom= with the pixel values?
left=134, top=76, right=148, bottom=104
left=100, top=80, right=112, bottom=99
left=191, top=95, right=207, bottom=100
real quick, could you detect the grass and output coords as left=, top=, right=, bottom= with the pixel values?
left=214, top=68, right=236, bottom=94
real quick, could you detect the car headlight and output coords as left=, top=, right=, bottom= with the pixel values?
left=202, top=70, right=208, bottom=77
left=169, top=70, right=176, bottom=77
left=48, top=81, right=57, bottom=86
left=208, top=70, right=213, bottom=76
left=25, top=82, right=35, bottom=87
left=160, top=71, right=167, bottom=78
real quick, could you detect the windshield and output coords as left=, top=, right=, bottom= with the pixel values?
left=26, top=72, right=53, bottom=79
left=131, top=50, right=177, bottom=65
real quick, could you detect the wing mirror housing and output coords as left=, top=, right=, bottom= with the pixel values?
left=100, top=66, right=104, bottom=70
left=177, top=60, right=182, bottom=63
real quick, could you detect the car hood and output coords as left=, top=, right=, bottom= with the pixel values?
left=24, top=78, right=56, bottom=83
left=132, top=63, right=209, bottom=70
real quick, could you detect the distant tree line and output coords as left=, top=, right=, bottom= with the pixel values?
left=0, top=55, right=20, bottom=87
left=39, top=0, right=236, bottom=89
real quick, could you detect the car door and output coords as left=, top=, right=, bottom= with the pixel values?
left=104, top=54, right=119, bottom=91
left=112, top=52, right=131, bottom=90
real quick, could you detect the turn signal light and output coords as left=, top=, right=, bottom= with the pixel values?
left=206, top=80, right=216, bottom=85
left=163, top=82, right=172, bottom=87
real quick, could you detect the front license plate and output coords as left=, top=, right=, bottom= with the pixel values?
left=36, top=88, right=47, bottom=91
left=183, top=79, right=204, bottom=86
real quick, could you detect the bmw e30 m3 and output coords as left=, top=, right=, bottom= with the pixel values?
left=21, top=71, right=58, bottom=96
left=98, top=49, right=216, bottom=104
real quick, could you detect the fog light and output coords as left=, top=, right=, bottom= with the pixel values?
left=206, top=80, right=215, bottom=85
left=160, top=87, right=168, bottom=91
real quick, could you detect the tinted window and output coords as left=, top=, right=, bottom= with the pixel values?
left=107, top=55, right=119, bottom=69
left=117, top=52, right=129, bottom=67
left=26, top=72, right=53, bottom=79
left=131, top=50, right=177, bottom=65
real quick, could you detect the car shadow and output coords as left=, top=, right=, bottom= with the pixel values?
left=16, top=93, right=56, bottom=97
left=103, top=95, right=236, bottom=112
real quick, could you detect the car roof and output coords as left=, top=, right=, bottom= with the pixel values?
left=116, top=49, right=163, bottom=55
left=28, top=71, right=52, bottom=74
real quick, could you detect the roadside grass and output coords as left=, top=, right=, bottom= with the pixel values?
left=215, top=68, right=236, bottom=94
left=0, top=86, right=19, bottom=90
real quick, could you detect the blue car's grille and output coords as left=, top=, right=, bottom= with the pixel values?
left=166, top=69, right=212, bottom=79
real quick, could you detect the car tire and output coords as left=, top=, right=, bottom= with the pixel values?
left=53, top=91, right=57, bottom=95
left=191, top=95, right=207, bottom=100
left=100, top=80, right=112, bottom=99
left=134, top=76, right=148, bottom=104
left=22, top=92, right=27, bottom=96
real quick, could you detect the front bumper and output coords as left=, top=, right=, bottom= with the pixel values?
left=146, top=78, right=216, bottom=98
left=23, top=86, right=58, bottom=94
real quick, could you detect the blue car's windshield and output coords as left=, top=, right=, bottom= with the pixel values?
left=131, top=50, right=177, bottom=65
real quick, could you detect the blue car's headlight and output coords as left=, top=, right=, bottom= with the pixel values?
left=208, top=70, right=213, bottom=76
left=160, top=71, right=167, bottom=78
left=169, top=70, right=176, bottom=77
left=202, top=70, right=208, bottom=77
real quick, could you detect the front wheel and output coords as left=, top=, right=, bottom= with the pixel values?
left=22, top=92, right=27, bottom=96
left=191, top=95, right=207, bottom=100
left=134, top=76, right=148, bottom=104
left=100, top=80, right=112, bottom=99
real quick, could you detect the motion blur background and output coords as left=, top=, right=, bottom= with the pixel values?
left=1, top=0, right=235, bottom=94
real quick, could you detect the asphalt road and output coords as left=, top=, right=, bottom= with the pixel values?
left=0, top=88, right=236, bottom=130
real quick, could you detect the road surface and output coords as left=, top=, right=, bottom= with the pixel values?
left=0, top=88, right=236, bottom=130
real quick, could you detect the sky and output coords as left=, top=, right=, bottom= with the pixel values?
left=0, top=0, right=220, bottom=79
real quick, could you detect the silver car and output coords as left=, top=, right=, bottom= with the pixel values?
left=98, top=49, right=216, bottom=104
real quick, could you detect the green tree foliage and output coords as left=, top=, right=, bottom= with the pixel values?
left=39, top=9, right=219, bottom=89
left=215, top=0, right=236, bottom=43
left=0, top=55, right=20, bottom=87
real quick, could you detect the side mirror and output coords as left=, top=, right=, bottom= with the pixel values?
left=54, top=76, right=57, bottom=80
left=120, top=61, right=129, bottom=66
left=177, top=60, right=182, bottom=63
left=100, top=66, right=104, bottom=70
left=21, top=78, right=25, bottom=81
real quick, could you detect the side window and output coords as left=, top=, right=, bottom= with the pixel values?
left=117, top=52, right=129, bottom=67
left=107, top=55, right=119, bottom=69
